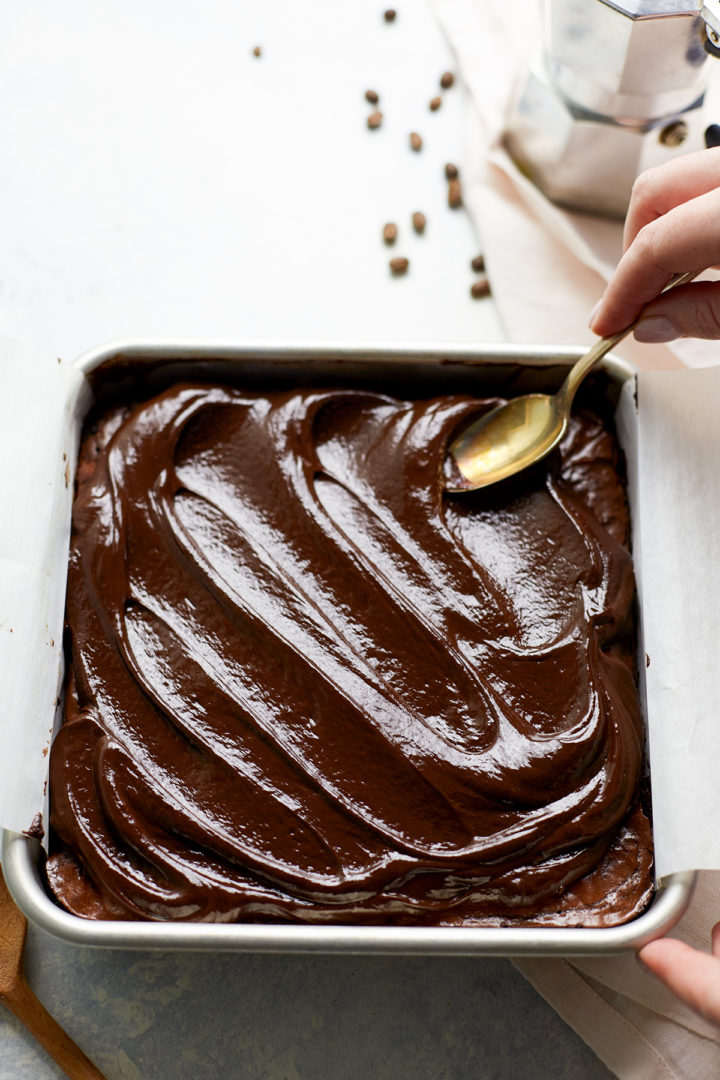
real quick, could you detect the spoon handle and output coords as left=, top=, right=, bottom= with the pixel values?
left=560, top=269, right=699, bottom=407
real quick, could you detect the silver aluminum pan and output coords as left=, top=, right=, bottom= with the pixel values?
left=2, top=338, right=697, bottom=955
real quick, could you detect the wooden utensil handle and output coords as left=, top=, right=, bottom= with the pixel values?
left=3, top=976, right=107, bottom=1080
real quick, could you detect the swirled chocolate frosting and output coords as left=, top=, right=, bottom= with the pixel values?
left=47, top=383, right=652, bottom=924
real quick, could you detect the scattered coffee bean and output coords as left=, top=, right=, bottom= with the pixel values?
left=252, top=45, right=262, bottom=57
left=448, top=177, right=462, bottom=208
left=409, top=131, right=423, bottom=151
left=411, top=211, right=426, bottom=234
left=390, top=256, right=409, bottom=275
left=365, top=89, right=379, bottom=104
left=471, top=254, right=485, bottom=272
left=444, top=162, right=459, bottom=180
left=384, top=8, right=397, bottom=21
left=470, top=275, right=491, bottom=299
left=440, top=71, right=454, bottom=89
left=367, top=111, right=383, bottom=130
left=429, top=96, right=442, bottom=112
left=383, top=222, right=398, bottom=244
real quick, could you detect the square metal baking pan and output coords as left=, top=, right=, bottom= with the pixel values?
left=2, top=338, right=697, bottom=955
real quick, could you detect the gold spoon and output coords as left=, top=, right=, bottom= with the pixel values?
left=0, top=865, right=107, bottom=1079
left=445, top=270, right=698, bottom=492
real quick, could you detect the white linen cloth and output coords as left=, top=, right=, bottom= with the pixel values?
left=430, top=0, right=720, bottom=1074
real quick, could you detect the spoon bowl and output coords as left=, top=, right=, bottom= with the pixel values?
left=446, top=393, right=565, bottom=491
left=445, top=270, right=697, bottom=492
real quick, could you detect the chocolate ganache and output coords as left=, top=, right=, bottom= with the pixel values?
left=46, top=382, right=652, bottom=924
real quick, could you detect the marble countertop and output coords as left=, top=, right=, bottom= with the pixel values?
left=0, top=2, right=613, bottom=1076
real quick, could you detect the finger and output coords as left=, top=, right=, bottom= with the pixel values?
left=639, top=938, right=720, bottom=1025
left=711, top=921, right=720, bottom=957
left=590, top=185, right=720, bottom=337
left=623, top=148, right=720, bottom=251
left=632, top=281, right=720, bottom=342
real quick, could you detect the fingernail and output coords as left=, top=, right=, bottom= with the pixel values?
left=588, top=300, right=602, bottom=328
left=634, top=316, right=678, bottom=343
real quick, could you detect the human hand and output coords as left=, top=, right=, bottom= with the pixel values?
left=589, top=148, right=720, bottom=343
left=638, top=923, right=720, bottom=1025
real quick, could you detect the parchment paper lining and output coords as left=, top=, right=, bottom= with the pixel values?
left=0, top=341, right=88, bottom=843
left=634, top=366, right=720, bottom=881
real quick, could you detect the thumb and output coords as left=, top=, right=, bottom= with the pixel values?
left=634, top=281, right=720, bottom=342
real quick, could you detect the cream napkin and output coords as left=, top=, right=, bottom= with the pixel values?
left=431, top=0, right=720, bottom=1074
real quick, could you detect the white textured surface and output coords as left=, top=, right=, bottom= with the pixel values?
left=0, top=0, right=502, bottom=358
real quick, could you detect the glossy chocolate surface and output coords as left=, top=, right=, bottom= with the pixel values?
left=47, top=383, right=652, bottom=924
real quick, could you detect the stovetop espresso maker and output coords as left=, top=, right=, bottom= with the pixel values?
left=505, top=1, right=720, bottom=218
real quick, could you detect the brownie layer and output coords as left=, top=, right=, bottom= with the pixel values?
left=47, top=383, right=652, bottom=924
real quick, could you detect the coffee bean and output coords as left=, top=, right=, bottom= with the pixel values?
left=409, top=131, right=423, bottom=151
left=390, top=257, right=409, bottom=275
left=252, top=45, right=262, bottom=57
left=444, top=162, right=459, bottom=180
left=429, top=96, right=442, bottom=112
left=365, top=89, right=379, bottom=104
left=384, top=8, right=397, bottom=21
left=470, top=276, right=491, bottom=299
left=383, top=223, right=398, bottom=244
left=448, top=177, right=462, bottom=208
left=411, top=211, right=426, bottom=234
left=367, top=111, right=383, bottom=130
left=440, top=71, right=454, bottom=89
left=471, top=254, right=485, bottom=272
